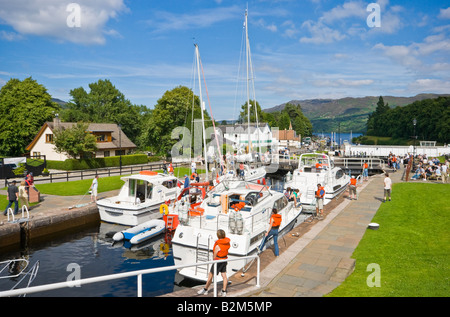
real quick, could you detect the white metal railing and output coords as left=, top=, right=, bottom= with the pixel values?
left=0, top=255, right=260, bottom=298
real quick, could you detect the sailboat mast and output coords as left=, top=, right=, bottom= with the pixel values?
left=245, top=10, right=251, bottom=154
left=195, top=44, right=208, bottom=182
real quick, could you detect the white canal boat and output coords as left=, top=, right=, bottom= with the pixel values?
left=284, top=153, right=350, bottom=207
left=97, top=171, right=180, bottom=226
left=170, top=179, right=302, bottom=282
left=216, top=164, right=266, bottom=184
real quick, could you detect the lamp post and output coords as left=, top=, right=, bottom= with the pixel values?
left=413, top=118, right=417, bottom=159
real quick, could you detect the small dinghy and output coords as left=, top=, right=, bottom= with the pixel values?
left=113, top=219, right=165, bottom=245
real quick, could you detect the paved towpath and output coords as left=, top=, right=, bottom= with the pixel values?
left=238, top=170, right=403, bottom=297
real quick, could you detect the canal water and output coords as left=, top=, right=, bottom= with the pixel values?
left=0, top=222, right=203, bottom=297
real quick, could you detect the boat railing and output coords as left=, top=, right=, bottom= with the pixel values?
left=0, top=255, right=260, bottom=298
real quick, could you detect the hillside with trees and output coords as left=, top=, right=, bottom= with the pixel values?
left=362, top=96, right=449, bottom=144
left=264, top=94, right=450, bottom=133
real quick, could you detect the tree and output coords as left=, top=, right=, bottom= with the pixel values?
left=0, top=77, right=60, bottom=156
left=140, top=86, right=212, bottom=155
left=366, top=96, right=390, bottom=136
left=53, top=122, right=98, bottom=159
left=61, top=79, right=148, bottom=145
left=238, top=99, right=263, bottom=123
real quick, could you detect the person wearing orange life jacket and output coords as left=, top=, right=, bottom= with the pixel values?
left=168, top=162, right=174, bottom=175
left=257, top=208, right=282, bottom=256
left=363, top=162, right=369, bottom=181
left=349, top=176, right=357, bottom=200
left=315, top=184, right=325, bottom=219
left=197, top=229, right=230, bottom=297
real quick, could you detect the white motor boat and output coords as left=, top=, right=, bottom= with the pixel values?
left=216, top=164, right=266, bottom=184
left=112, top=219, right=165, bottom=245
left=284, top=153, right=350, bottom=207
left=97, top=171, right=180, bottom=226
left=170, top=179, right=302, bottom=282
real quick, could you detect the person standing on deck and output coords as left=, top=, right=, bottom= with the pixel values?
left=315, top=184, right=325, bottom=219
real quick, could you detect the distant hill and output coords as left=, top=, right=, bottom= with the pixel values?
left=52, top=98, right=68, bottom=108
left=264, top=93, right=450, bottom=133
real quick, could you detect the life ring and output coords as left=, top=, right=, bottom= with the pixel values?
left=159, top=203, right=169, bottom=215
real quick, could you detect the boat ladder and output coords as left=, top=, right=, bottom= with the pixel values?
left=6, top=206, right=30, bottom=224
left=195, top=234, right=211, bottom=278
left=301, top=189, right=317, bottom=213
left=165, top=215, right=176, bottom=230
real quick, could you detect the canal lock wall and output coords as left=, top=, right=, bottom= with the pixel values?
left=0, top=204, right=99, bottom=250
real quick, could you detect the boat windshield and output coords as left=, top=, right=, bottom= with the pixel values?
left=299, top=154, right=333, bottom=171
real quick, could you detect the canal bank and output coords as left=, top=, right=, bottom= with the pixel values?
left=0, top=190, right=118, bottom=250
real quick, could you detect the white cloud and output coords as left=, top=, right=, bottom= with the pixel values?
left=300, top=20, right=346, bottom=44
left=0, top=0, right=128, bottom=45
left=408, top=79, right=450, bottom=93
left=144, top=6, right=241, bottom=33
left=320, top=1, right=366, bottom=24
left=438, top=7, right=450, bottom=19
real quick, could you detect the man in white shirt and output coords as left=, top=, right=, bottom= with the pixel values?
left=383, top=173, right=392, bottom=202
left=90, top=175, right=99, bottom=202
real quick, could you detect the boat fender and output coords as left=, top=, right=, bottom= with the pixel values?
left=236, top=212, right=244, bottom=235
left=229, top=211, right=236, bottom=234
left=160, top=203, right=169, bottom=215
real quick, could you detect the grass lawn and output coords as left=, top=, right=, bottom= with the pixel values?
left=328, top=182, right=449, bottom=297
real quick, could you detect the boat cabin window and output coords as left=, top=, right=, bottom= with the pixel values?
left=162, top=180, right=175, bottom=189
left=128, top=179, right=136, bottom=197
left=136, top=180, right=147, bottom=202
left=147, top=183, right=153, bottom=199
left=273, top=196, right=288, bottom=211
left=335, top=170, right=344, bottom=180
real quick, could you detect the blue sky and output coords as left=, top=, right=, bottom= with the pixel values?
left=0, top=0, right=449, bottom=120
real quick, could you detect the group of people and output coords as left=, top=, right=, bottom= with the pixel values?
left=284, top=187, right=301, bottom=207
left=3, top=172, right=34, bottom=216
left=411, top=155, right=449, bottom=182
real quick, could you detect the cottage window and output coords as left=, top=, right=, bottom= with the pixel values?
left=45, top=134, right=54, bottom=143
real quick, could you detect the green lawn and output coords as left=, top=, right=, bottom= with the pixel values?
left=328, top=182, right=449, bottom=297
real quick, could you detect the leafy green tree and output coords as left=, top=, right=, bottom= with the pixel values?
left=61, top=79, right=148, bottom=144
left=140, top=86, right=212, bottom=155
left=238, top=99, right=263, bottom=123
left=53, top=122, right=98, bottom=159
left=0, top=77, right=60, bottom=156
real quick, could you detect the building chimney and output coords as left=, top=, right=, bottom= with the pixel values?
left=53, top=113, right=60, bottom=129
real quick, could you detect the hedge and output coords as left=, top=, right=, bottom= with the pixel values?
left=47, top=154, right=150, bottom=171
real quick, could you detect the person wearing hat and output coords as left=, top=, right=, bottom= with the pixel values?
left=349, top=176, right=357, bottom=200
left=3, top=180, right=19, bottom=215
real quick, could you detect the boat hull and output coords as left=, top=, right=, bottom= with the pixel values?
left=97, top=201, right=164, bottom=226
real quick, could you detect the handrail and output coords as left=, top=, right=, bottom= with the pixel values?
left=0, top=255, right=260, bottom=298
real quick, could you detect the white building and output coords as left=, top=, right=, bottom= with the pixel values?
left=26, top=116, right=136, bottom=161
